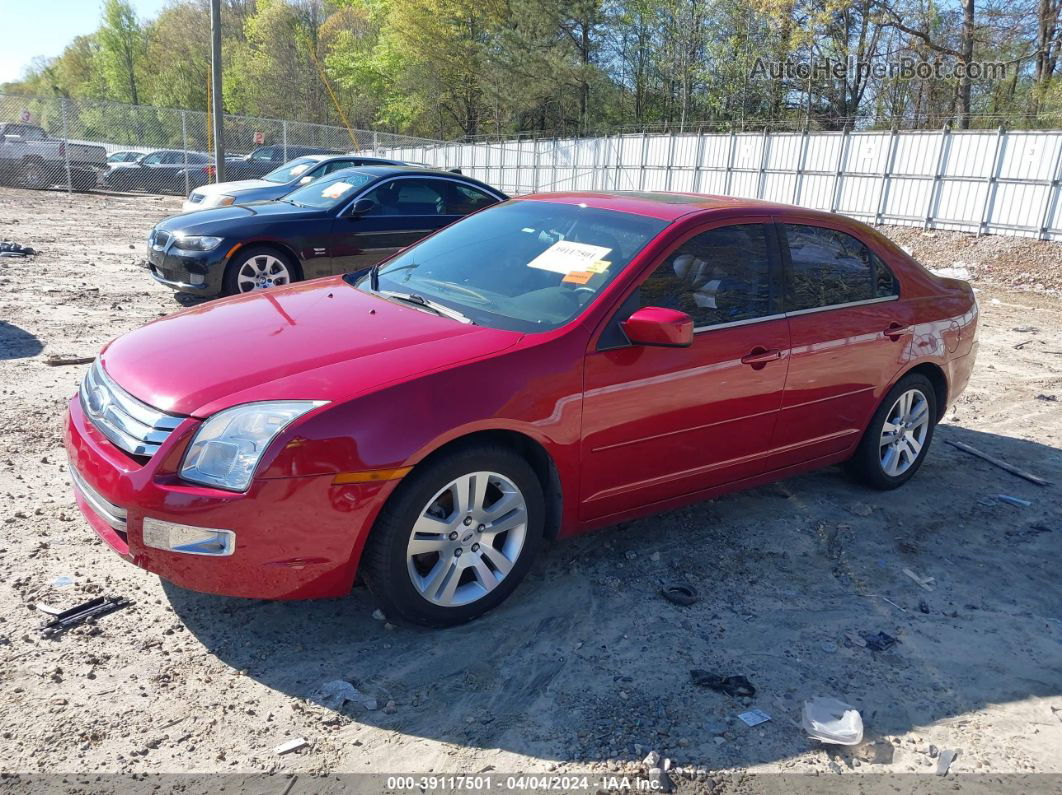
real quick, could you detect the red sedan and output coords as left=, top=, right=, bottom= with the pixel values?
left=66, top=192, right=978, bottom=626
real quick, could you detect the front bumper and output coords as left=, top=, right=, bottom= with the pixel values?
left=65, top=396, right=394, bottom=600
left=146, top=243, right=227, bottom=296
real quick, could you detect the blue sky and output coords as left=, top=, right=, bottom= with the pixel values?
left=0, top=0, right=169, bottom=83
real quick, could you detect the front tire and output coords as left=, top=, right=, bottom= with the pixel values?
left=222, top=246, right=300, bottom=295
left=848, top=373, right=937, bottom=490
left=361, top=445, right=545, bottom=627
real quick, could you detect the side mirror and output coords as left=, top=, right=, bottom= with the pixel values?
left=348, top=198, right=377, bottom=217
left=621, top=307, right=694, bottom=348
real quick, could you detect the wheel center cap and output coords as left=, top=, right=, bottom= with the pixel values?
left=461, top=531, right=474, bottom=543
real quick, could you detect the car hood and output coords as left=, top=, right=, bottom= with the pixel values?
left=193, top=178, right=276, bottom=197
left=158, top=200, right=322, bottom=231
left=99, top=278, right=521, bottom=417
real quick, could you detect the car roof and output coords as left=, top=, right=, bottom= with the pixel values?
left=323, top=164, right=502, bottom=190
left=515, top=190, right=839, bottom=223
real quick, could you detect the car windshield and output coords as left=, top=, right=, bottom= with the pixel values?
left=282, top=171, right=374, bottom=208
left=353, top=201, right=670, bottom=332
left=264, top=157, right=318, bottom=184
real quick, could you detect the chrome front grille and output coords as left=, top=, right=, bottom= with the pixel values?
left=79, top=361, right=184, bottom=457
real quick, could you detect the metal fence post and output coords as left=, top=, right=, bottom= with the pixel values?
left=924, top=124, right=952, bottom=230
left=532, top=136, right=541, bottom=192
left=60, top=98, right=72, bottom=194
left=591, top=136, right=602, bottom=191
left=978, top=126, right=1006, bottom=236
left=1038, top=134, right=1062, bottom=240
left=181, top=110, right=190, bottom=197
left=665, top=131, right=676, bottom=191
left=693, top=130, right=706, bottom=193
left=756, top=127, right=770, bottom=199
left=551, top=138, right=559, bottom=190
left=639, top=131, right=649, bottom=190
left=724, top=131, right=736, bottom=195
left=614, top=134, right=624, bottom=190
left=875, top=126, right=899, bottom=225
left=830, top=126, right=850, bottom=213
left=792, top=127, right=809, bottom=205
left=282, top=121, right=288, bottom=160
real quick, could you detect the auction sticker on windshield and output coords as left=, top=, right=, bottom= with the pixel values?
left=321, top=181, right=353, bottom=199
left=528, top=241, right=612, bottom=274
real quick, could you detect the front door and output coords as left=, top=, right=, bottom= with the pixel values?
left=768, top=221, right=910, bottom=469
left=580, top=221, right=791, bottom=521
left=329, top=177, right=460, bottom=272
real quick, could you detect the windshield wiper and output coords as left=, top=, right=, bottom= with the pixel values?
left=380, top=290, right=474, bottom=324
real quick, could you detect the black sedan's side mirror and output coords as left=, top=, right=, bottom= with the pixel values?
left=348, top=198, right=377, bottom=218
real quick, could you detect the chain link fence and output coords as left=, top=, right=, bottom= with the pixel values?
left=0, top=93, right=436, bottom=197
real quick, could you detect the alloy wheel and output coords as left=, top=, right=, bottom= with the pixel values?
left=405, top=471, right=528, bottom=607
left=236, top=254, right=291, bottom=292
left=879, top=388, right=930, bottom=477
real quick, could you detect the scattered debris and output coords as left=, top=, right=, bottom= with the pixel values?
left=995, top=494, right=1032, bottom=507
left=844, top=632, right=867, bottom=648
left=39, top=595, right=132, bottom=638
left=802, top=697, right=864, bottom=745
left=919, top=600, right=930, bottom=614
left=274, top=737, right=309, bottom=755
left=1036, top=394, right=1058, bottom=401
left=690, top=671, right=756, bottom=697
left=1013, top=339, right=1036, bottom=349
left=659, top=582, right=699, bottom=606
left=49, top=575, right=74, bottom=589
left=820, top=641, right=838, bottom=654
left=34, top=603, right=63, bottom=616
left=43, top=354, right=95, bottom=367
left=737, top=708, right=771, bottom=727
left=0, top=241, right=37, bottom=257
left=947, top=440, right=1052, bottom=486
left=937, top=748, right=959, bottom=776
left=642, top=750, right=660, bottom=768
left=903, top=567, right=936, bottom=592
left=861, top=631, right=899, bottom=652
left=313, top=680, right=378, bottom=711
left=848, top=502, right=873, bottom=517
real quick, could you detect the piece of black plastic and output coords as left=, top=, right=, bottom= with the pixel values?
left=39, top=595, right=132, bottom=638
left=689, top=670, right=756, bottom=697
left=861, top=630, right=899, bottom=652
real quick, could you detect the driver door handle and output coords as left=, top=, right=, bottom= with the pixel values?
left=883, top=322, right=912, bottom=340
left=740, top=347, right=783, bottom=365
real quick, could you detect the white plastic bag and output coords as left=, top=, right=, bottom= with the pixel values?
left=802, top=696, right=864, bottom=745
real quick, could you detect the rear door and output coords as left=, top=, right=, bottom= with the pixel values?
left=768, top=221, right=909, bottom=469
left=580, top=220, right=791, bottom=521
left=328, top=177, right=483, bottom=272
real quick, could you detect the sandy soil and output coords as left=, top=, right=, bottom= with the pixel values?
left=0, top=187, right=1060, bottom=790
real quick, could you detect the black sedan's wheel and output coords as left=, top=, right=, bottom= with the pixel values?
left=361, top=445, right=545, bottom=627
left=222, top=246, right=300, bottom=296
left=848, top=373, right=937, bottom=490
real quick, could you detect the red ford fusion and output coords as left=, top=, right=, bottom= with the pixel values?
left=66, top=192, right=978, bottom=626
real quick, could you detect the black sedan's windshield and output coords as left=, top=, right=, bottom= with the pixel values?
left=354, top=201, right=669, bottom=332
left=283, top=171, right=374, bottom=208
left=264, top=157, right=318, bottom=183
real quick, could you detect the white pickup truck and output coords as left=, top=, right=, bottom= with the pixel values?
left=0, top=122, right=108, bottom=190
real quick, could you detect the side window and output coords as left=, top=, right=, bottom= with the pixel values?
left=320, top=159, right=356, bottom=176
left=162, top=152, right=184, bottom=164
left=360, top=179, right=445, bottom=216
left=22, top=126, right=47, bottom=140
left=446, top=184, right=498, bottom=215
left=783, top=224, right=896, bottom=310
left=637, top=224, right=774, bottom=327
left=142, top=152, right=164, bottom=165
left=251, top=147, right=275, bottom=161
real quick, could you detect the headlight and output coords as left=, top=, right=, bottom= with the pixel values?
left=172, top=234, right=223, bottom=252
left=180, top=401, right=327, bottom=491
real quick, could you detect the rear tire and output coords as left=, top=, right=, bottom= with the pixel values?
left=847, top=373, right=937, bottom=490
left=222, top=246, right=300, bottom=296
left=361, top=445, right=545, bottom=627
left=20, top=158, right=50, bottom=189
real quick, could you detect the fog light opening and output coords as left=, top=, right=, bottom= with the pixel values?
left=142, top=517, right=235, bottom=557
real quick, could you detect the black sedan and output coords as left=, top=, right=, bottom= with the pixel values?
left=146, top=166, right=507, bottom=297
left=104, top=150, right=214, bottom=194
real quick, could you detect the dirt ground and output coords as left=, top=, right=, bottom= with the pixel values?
left=0, top=187, right=1060, bottom=790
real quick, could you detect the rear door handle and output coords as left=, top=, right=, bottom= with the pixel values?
left=741, top=347, right=783, bottom=365
left=883, top=322, right=912, bottom=340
